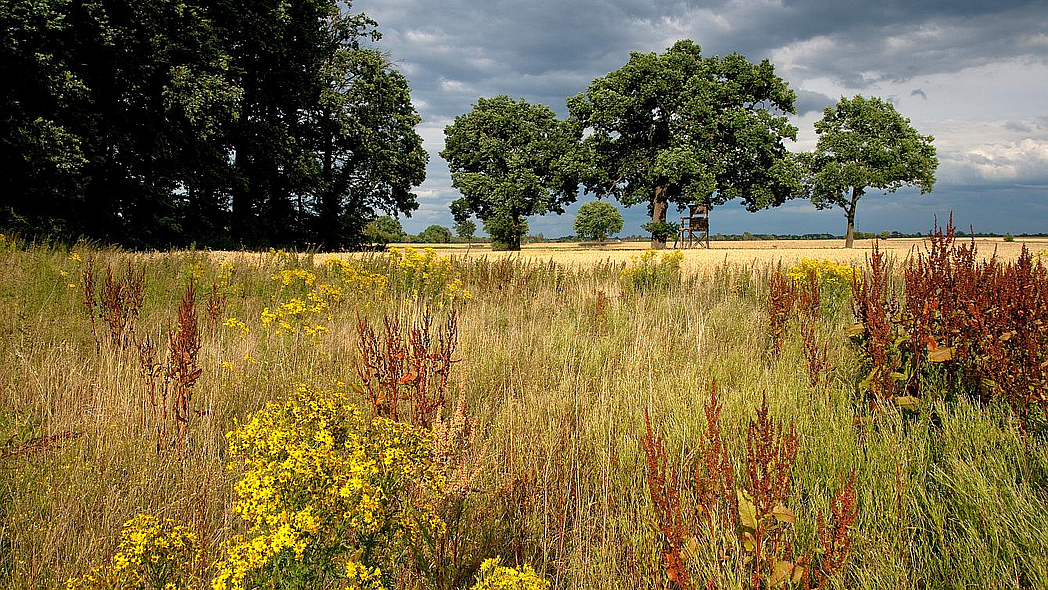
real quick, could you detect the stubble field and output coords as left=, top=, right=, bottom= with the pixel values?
left=1, top=235, right=1046, bottom=589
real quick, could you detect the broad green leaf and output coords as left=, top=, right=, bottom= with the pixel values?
left=737, top=489, right=758, bottom=530
left=893, top=396, right=921, bottom=411
left=771, top=504, right=796, bottom=524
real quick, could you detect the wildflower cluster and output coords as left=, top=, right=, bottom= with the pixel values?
left=222, top=317, right=250, bottom=336
left=619, top=249, right=684, bottom=293
left=66, top=513, right=201, bottom=590
left=212, top=383, right=444, bottom=590
left=260, top=259, right=388, bottom=338
left=469, top=558, right=550, bottom=590
left=787, top=258, right=856, bottom=292
left=387, top=246, right=471, bottom=303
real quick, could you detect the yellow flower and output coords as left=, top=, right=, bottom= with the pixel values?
left=223, top=317, right=250, bottom=335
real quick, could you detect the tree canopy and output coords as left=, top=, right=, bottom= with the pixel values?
left=417, top=225, right=453, bottom=243
left=568, top=40, right=802, bottom=248
left=574, top=201, right=624, bottom=242
left=363, top=216, right=405, bottom=246
left=441, top=95, right=582, bottom=251
left=804, top=95, right=937, bottom=248
left=0, top=0, right=424, bottom=249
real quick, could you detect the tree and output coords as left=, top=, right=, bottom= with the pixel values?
left=804, top=95, right=937, bottom=248
left=417, top=224, right=452, bottom=243
left=568, top=40, right=802, bottom=248
left=363, top=216, right=405, bottom=246
left=0, top=0, right=423, bottom=249
left=454, top=219, right=476, bottom=242
left=574, top=201, right=624, bottom=242
left=441, top=95, right=582, bottom=251
left=312, top=47, right=426, bottom=250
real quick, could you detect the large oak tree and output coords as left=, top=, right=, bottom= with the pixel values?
left=805, top=95, right=938, bottom=248
left=568, top=40, right=802, bottom=248
left=441, top=95, right=581, bottom=251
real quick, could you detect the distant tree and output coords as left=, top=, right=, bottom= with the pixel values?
left=363, top=215, right=404, bottom=246
left=441, top=95, right=582, bottom=251
left=568, top=40, right=802, bottom=249
left=574, top=201, right=624, bottom=242
left=417, top=224, right=452, bottom=243
left=454, top=219, right=476, bottom=242
left=804, top=95, right=937, bottom=248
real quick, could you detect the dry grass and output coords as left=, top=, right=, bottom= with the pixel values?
left=1, top=241, right=1046, bottom=589
left=254, top=238, right=1045, bottom=277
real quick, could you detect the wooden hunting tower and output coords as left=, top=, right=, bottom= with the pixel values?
left=674, top=204, right=709, bottom=249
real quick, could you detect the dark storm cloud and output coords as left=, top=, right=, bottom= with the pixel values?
left=911, top=89, right=928, bottom=100
left=793, top=89, right=836, bottom=115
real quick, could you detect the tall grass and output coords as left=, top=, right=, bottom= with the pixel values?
left=0, top=244, right=1045, bottom=588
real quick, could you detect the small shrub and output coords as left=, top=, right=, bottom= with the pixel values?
left=469, top=558, right=549, bottom=590
left=620, top=249, right=683, bottom=293
left=211, top=383, right=443, bottom=590
left=66, top=514, right=201, bottom=590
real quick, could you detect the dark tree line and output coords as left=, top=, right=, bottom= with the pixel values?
left=0, top=0, right=425, bottom=249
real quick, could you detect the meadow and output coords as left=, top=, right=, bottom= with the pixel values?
left=1, top=232, right=1046, bottom=589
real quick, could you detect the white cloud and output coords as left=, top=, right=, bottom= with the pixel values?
left=963, top=139, right=1048, bottom=184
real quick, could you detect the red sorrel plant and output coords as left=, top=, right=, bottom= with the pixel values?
left=101, top=261, right=146, bottom=350
left=642, top=408, right=692, bottom=589
left=356, top=308, right=458, bottom=428
left=204, top=281, right=226, bottom=330
left=167, top=281, right=202, bottom=452
left=768, top=267, right=797, bottom=357
left=742, top=393, right=801, bottom=589
left=811, top=471, right=858, bottom=589
left=642, top=384, right=858, bottom=589
left=82, top=260, right=145, bottom=351
left=852, top=217, right=1048, bottom=433
left=137, top=282, right=202, bottom=453
left=850, top=242, right=901, bottom=412
left=798, top=270, right=831, bottom=391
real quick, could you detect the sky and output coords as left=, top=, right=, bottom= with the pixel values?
left=352, top=0, right=1048, bottom=238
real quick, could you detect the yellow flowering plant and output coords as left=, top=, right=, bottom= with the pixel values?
left=387, top=246, right=471, bottom=303
left=619, top=249, right=684, bottom=293
left=786, top=258, right=856, bottom=291
left=260, top=259, right=388, bottom=339
left=66, top=513, right=202, bottom=590
left=469, top=558, right=550, bottom=590
left=212, top=383, right=444, bottom=590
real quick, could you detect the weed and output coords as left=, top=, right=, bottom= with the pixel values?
left=356, top=309, right=458, bottom=429
left=767, top=267, right=796, bottom=357
left=621, top=249, right=684, bottom=293
left=642, top=384, right=858, bottom=590
left=797, top=270, right=831, bottom=391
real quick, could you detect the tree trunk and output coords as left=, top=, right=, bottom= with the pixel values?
left=843, top=187, right=863, bottom=249
left=650, top=185, right=669, bottom=249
